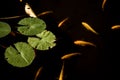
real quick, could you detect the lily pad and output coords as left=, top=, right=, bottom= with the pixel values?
left=0, top=21, right=11, bottom=38
left=28, top=30, right=56, bottom=50
left=17, top=17, right=46, bottom=36
left=4, top=42, right=35, bottom=67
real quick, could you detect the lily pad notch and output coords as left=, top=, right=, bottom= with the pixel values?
left=5, top=42, right=35, bottom=67
left=17, top=17, right=46, bottom=36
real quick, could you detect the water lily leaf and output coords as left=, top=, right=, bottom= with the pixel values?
left=28, top=30, right=56, bottom=50
left=0, top=21, right=11, bottom=38
left=4, top=42, right=35, bottom=67
left=17, top=17, right=46, bottom=36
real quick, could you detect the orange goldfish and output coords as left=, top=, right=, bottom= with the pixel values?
left=82, top=22, right=98, bottom=35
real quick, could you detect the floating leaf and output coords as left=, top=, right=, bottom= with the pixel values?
left=0, top=21, right=11, bottom=38
left=4, top=42, right=35, bottom=67
left=28, top=30, right=56, bottom=50
left=17, top=17, right=46, bottom=36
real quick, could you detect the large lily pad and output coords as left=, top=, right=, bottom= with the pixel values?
left=17, top=17, right=46, bottom=36
left=4, top=42, right=35, bottom=67
left=0, top=21, right=11, bottom=38
left=28, top=30, right=56, bottom=50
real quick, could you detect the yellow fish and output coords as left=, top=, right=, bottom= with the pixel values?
left=58, top=17, right=69, bottom=27
left=0, top=11, right=53, bottom=20
left=102, top=0, right=107, bottom=11
left=111, top=25, right=120, bottom=30
left=34, top=66, right=43, bottom=80
left=25, top=3, right=37, bottom=18
left=37, top=11, right=53, bottom=16
left=59, top=63, right=64, bottom=80
left=0, top=16, right=23, bottom=20
left=61, top=53, right=81, bottom=60
left=74, top=40, right=96, bottom=47
left=20, top=0, right=22, bottom=2
left=82, top=22, right=98, bottom=35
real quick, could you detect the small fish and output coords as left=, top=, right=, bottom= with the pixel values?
left=0, top=11, right=53, bottom=20
left=20, top=0, right=22, bottom=2
left=102, top=0, right=107, bottom=11
left=61, top=53, right=81, bottom=60
left=0, top=44, right=6, bottom=48
left=59, top=63, right=64, bottom=80
left=74, top=40, right=96, bottom=47
left=37, top=11, right=53, bottom=16
left=58, top=17, right=69, bottom=27
left=111, top=25, right=120, bottom=30
left=82, top=22, right=98, bottom=35
left=0, top=16, right=23, bottom=20
left=34, top=66, right=43, bottom=80
left=10, top=31, right=16, bottom=36
left=25, top=3, right=37, bottom=18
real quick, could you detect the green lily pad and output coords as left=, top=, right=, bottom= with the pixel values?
left=28, top=30, right=56, bottom=50
left=17, top=17, right=46, bottom=36
left=4, top=42, right=35, bottom=67
left=0, top=21, right=11, bottom=38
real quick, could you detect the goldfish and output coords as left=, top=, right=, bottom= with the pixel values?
left=25, top=3, right=37, bottom=18
left=74, top=40, right=96, bottom=47
left=61, top=53, right=81, bottom=60
left=0, top=16, right=23, bottom=20
left=0, top=44, right=6, bottom=48
left=82, top=22, right=98, bottom=35
left=20, top=0, right=22, bottom=2
left=58, top=17, right=69, bottom=27
left=34, top=66, right=43, bottom=80
left=102, top=0, right=107, bottom=11
left=111, top=25, right=120, bottom=30
left=10, top=31, right=16, bottom=36
left=59, top=63, right=64, bottom=80
left=37, top=11, right=53, bottom=16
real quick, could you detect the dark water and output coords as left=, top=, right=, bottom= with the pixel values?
left=0, top=0, right=117, bottom=80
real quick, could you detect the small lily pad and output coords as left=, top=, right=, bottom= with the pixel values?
left=0, top=21, right=11, bottom=38
left=4, top=42, right=35, bottom=67
left=17, top=17, right=46, bottom=36
left=28, top=30, right=56, bottom=50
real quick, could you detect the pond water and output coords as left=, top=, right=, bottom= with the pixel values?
left=0, top=0, right=116, bottom=80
